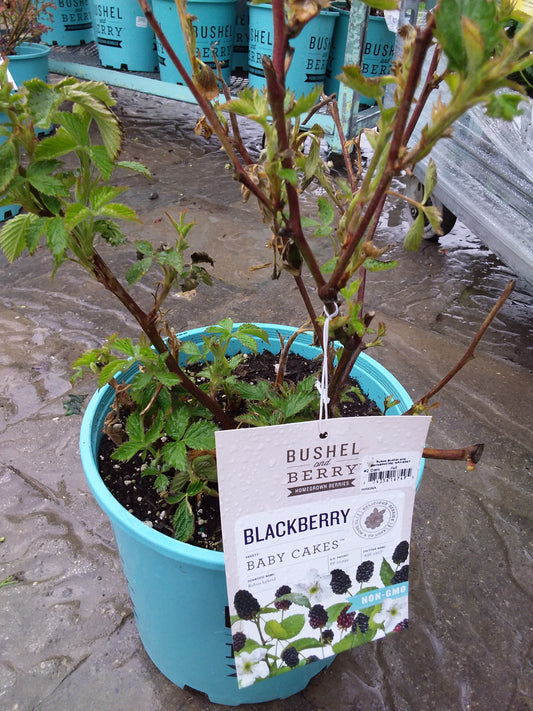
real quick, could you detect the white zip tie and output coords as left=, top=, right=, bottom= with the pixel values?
left=315, top=303, right=339, bottom=435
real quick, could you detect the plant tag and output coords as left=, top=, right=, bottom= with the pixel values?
left=216, top=414, right=431, bottom=688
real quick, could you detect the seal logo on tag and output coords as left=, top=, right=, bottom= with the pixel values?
left=352, top=498, right=398, bottom=539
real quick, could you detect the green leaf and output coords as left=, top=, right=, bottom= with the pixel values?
left=291, top=637, right=324, bottom=651
left=264, top=619, right=289, bottom=640
left=0, top=140, right=17, bottom=192
left=380, top=558, right=395, bottom=586
left=64, top=203, right=92, bottom=231
left=359, top=0, right=398, bottom=9
left=89, top=144, right=115, bottom=181
left=339, top=65, right=385, bottom=100
left=95, top=219, right=125, bottom=246
left=187, top=479, right=205, bottom=497
left=485, top=92, right=525, bottom=120
left=154, top=472, right=170, bottom=491
left=286, top=85, right=322, bottom=118
left=173, top=499, right=195, bottom=541
left=116, top=160, right=151, bottom=178
left=179, top=340, right=203, bottom=360
left=304, top=139, right=320, bottom=180
left=97, top=203, right=138, bottom=222
left=234, top=333, right=260, bottom=354
left=165, top=409, right=190, bottom=440
left=26, top=161, right=69, bottom=196
left=45, top=217, right=69, bottom=258
left=161, top=440, right=188, bottom=470
left=278, top=168, right=299, bottom=185
left=326, top=602, right=350, bottom=626
left=421, top=205, right=443, bottom=235
left=332, top=633, right=358, bottom=654
left=111, top=439, right=144, bottom=461
left=184, top=421, right=217, bottom=450
left=403, top=212, right=424, bottom=251
left=0, top=213, right=40, bottom=262
left=90, top=185, right=128, bottom=211
left=34, top=129, right=78, bottom=160
left=281, top=614, right=306, bottom=638
left=126, top=258, right=152, bottom=286
left=363, top=257, right=398, bottom=272
left=423, top=158, right=438, bottom=203
left=317, top=196, right=335, bottom=226
left=237, top=323, right=269, bottom=344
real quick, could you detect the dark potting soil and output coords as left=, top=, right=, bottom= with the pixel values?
left=98, top=351, right=382, bottom=550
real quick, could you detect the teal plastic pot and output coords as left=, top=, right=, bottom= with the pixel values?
left=248, top=4, right=337, bottom=96
left=80, top=324, right=421, bottom=704
left=90, top=0, right=158, bottom=71
left=325, top=9, right=395, bottom=104
left=6, top=43, right=51, bottom=85
left=42, top=0, right=94, bottom=46
left=152, top=0, right=237, bottom=85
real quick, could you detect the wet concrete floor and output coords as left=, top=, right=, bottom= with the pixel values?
left=1, top=87, right=532, bottom=711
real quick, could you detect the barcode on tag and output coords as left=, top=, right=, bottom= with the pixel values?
left=368, top=467, right=413, bottom=484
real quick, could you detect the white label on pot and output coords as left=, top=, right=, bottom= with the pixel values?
left=136, top=16, right=148, bottom=28
left=216, top=415, right=430, bottom=688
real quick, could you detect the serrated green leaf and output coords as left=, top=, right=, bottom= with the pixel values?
left=363, top=257, right=398, bottom=272
left=264, top=619, right=289, bottom=640
left=317, top=196, right=335, bottom=226
left=111, top=440, right=144, bottom=461
left=180, top=340, right=203, bottom=360
left=126, top=258, right=152, bottom=286
left=184, top=420, right=217, bottom=450
left=485, top=92, right=525, bottom=120
left=64, top=203, right=92, bottom=231
left=403, top=212, right=424, bottom=251
left=26, top=162, right=69, bottom=196
left=339, top=65, right=385, bottom=100
left=165, top=409, right=190, bottom=440
left=187, top=479, right=205, bottom=497
left=0, top=140, right=17, bottom=193
left=332, top=632, right=358, bottom=653
left=90, top=185, right=128, bottom=211
left=237, top=323, right=269, bottom=344
left=0, top=213, right=40, bottom=262
left=173, top=498, right=195, bottom=541
left=97, top=202, right=138, bottom=221
left=421, top=205, right=443, bottom=235
left=116, top=160, right=151, bottom=178
left=162, top=440, right=188, bottom=470
left=235, top=333, right=260, bottom=353
left=97, top=358, right=131, bottom=387
left=89, top=144, right=115, bottom=181
left=277, top=592, right=311, bottom=608
left=154, top=473, right=170, bottom=491
left=304, top=139, right=320, bottom=180
left=45, top=217, right=69, bottom=257
left=34, top=129, right=79, bottom=160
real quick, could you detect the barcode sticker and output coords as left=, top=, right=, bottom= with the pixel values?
left=361, top=455, right=417, bottom=490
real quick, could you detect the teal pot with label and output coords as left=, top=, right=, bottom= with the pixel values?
left=1, top=43, right=51, bottom=221
left=42, top=0, right=94, bottom=46
left=80, top=324, right=421, bottom=705
left=248, top=4, right=337, bottom=96
left=89, top=0, right=158, bottom=71
left=152, top=0, right=237, bottom=85
left=231, top=0, right=249, bottom=71
left=325, top=8, right=395, bottom=105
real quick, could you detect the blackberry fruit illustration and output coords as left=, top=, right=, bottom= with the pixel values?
left=393, top=619, right=409, bottom=632
left=274, top=584, right=292, bottom=610
left=234, top=589, right=261, bottom=620
left=352, top=612, right=370, bottom=635
left=232, top=632, right=246, bottom=653
left=365, top=507, right=386, bottom=529
left=392, top=540, right=409, bottom=565
left=337, top=605, right=356, bottom=630
left=356, top=560, right=375, bottom=583
left=306, top=655, right=320, bottom=664
left=309, top=603, right=329, bottom=629
left=321, top=629, right=334, bottom=644
left=330, top=568, right=352, bottom=594
left=391, top=565, right=409, bottom=584
left=281, top=645, right=299, bottom=668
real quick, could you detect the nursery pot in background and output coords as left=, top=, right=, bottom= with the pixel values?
left=0, top=43, right=51, bottom=222
left=42, top=0, right=94, bottom=46
left=90, top=0, right=158, bottom=71
left=80, top=323, right=423, bottom=705
left=152, top=0, right=237, bottom=85
left=248, top=4, right=337, bottom=96
left=231, top=0, right=249, bottom=72
left=325, top=8, right=395, bottom=104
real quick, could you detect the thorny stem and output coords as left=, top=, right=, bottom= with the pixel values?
left=90, top=249, right=236, bottom=429
left=136, top=0, right=269, bottom=207
left=422, top=444, right=484, bottom=470
left=405, top=279, right=516, bottom=414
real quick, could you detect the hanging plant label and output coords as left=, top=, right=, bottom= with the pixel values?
left=216, top=414, right=431, bottom=688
